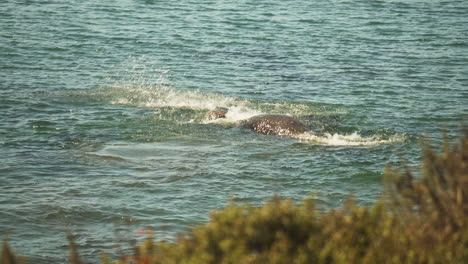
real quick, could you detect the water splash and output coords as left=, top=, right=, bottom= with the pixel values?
left=94, top=65, right=405, bottom=146
left=98, top=64, right=333, bottom=117
left=202, top=106, right=264, bottom=124
left=107, top=84, right=240, bottom=110
left=100, top=66, right=248, bottom=111
left=99, top=82, right=341, bottom=123
left=292, top=131, right=406, bottom=146
left=96, top=82, right=406, bottom=146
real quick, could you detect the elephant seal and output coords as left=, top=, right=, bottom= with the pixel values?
left=204, top=107, right=229, bottom=120
left=204, top=107, right=308, bottom=136
left=241, top=114, right=307, bottom=136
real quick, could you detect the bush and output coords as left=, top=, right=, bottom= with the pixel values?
left=1, top=239, right=25, bottom=264
left=3, top=133, right=467, bottom=263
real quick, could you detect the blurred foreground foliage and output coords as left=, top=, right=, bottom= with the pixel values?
left=2, top=133, right=467, bottom=264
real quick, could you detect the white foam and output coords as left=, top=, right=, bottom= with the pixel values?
left=102, top=78, right=269, bottom=125
left=100, top=65, right=336, bottom=121
left=99, top=65, right=245, bottom=111
left=292, top=131, right=406, bottom=146
left=99, top=84, right=406, bottom=146
left=104, top=83, right=246, bottom=111
left=202, top=106, right=263, bottom=124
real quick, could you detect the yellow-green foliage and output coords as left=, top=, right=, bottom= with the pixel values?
left=1, top=239, right=25, bottom=264
left=2, top=133, right=467, bottom=264
left=103, top=133, right=468, bottom=264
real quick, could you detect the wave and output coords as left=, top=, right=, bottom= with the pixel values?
left=93, top=69, right=404, bottom=147
left=95, top=66, right=335, bottom=117
left=108, top=85, right=241, bottom=110
left=292, top=131, right=406, bottom=146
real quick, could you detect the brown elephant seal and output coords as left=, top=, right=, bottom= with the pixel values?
left=204, top=107, right=308, bottom=136
left=204, top=107, right=229, bottom=120
left=241, top=114, right=307, bottom=136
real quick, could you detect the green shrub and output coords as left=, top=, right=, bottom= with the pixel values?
left=102, top=132, right=467, bottom=264
left=1, top=239, right=25, bottom=264
left=2, top=133, right=467, bottom=263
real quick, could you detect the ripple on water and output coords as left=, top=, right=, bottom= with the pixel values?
left=1, top=0, right=467, bottom=263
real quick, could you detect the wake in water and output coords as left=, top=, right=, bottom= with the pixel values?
left=292, top=131, right=406, bottom=146
left=94, top=69, right=406, bottom=146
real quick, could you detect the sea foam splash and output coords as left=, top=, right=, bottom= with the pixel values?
left=99, top=83, right=405, bottom=146
left=292, top=131, right=406, bottom=146
left=106, top=84, right=237, bottom=110
left=101, top=66, right=326, bottom=117
left=202, top=106, right=264, bottom=124
left=101, top=65, right=244, bottom=110
left=97, top=67, right=404, bottom=146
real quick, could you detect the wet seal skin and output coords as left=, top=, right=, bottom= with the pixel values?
left=204, top=107, right=229, bottom=120
left=240, top=114, right=307, bottom=136
left=205, top=107, right=308, bottom=136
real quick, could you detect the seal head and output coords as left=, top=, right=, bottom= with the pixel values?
left=204, top=107, right=229, bottom=120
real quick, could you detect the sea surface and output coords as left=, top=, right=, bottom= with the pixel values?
left=1, top=0, right=467, bottom=262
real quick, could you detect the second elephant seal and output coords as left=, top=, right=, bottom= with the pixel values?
left=204, top=107, right=229, bottom=120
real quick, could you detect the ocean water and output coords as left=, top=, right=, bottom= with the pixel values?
left=1, top=0, right=467, bottom=262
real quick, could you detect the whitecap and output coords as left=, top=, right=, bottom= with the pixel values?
left=292, top=131, right=406, bottom=146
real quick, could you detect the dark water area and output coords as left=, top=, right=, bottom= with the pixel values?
left=1, top=1, right=467, bottom=262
